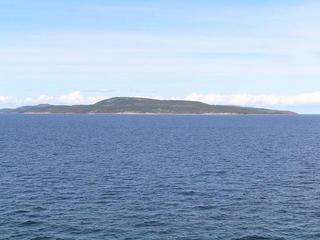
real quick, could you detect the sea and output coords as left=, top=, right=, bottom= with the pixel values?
left=1, top=114, right=320, bottom=240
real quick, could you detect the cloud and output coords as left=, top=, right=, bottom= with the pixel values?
left=2, top=30, right=320, bottom=83
left=0, top=96, right=16, bottom=105
left=0, top=91, right=107, bottom=107
left=88, top=96, right=107, bottom=104
left=185, top=91, right=320, bottom=107
left=58, top=91, right=84, bottom=104
left=23, top=95, right=54, bottom=105
left=2, top=91, right=320, bottom=109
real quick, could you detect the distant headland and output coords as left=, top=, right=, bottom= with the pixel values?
left=0, top=97, right=297, bottom=115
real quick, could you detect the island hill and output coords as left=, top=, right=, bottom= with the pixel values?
left=0, top=97, right=296, bottom=115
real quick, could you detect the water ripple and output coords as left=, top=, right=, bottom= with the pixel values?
left=1, top=115, right=320, bottom=239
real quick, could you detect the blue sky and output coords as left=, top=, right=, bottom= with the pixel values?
left=1, top=0, right=320, bottom=113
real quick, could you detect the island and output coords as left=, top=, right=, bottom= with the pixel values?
left=0, top=97, right=296, bottom=115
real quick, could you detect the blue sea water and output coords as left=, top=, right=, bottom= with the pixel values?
left=1, top=114, right=320, bottom=240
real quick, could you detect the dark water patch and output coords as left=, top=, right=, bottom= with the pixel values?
left=32, top=206, right=46, bottom=212
left=216, top=170, right=228, bottom=175
left=179, top=190, right=208, bottom=197
left=194, top=205, right=217, bottom=210
left=12, top=209, right=29, bottom=214
left=19, top=220, right=42, bottom=227
left=100, top=191, right=119, bottom=198
left=134, top=220, right=166, bottom=227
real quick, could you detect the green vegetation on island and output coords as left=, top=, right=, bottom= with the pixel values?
left=0, top=97, right=296, bottom=115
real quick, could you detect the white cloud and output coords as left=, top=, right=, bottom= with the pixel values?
left=185, top=91, right=320, bottom=107
left=23, top=95, right=54, bottom=105
left=58, top=91, right=85, bottom=104
left=0, top=96, right=17, bottom=105
left=88, top=96, right=107, bottom=104
left=0, top=91, right=107, bottom=107
left=2, top=91, right=320, bottom=109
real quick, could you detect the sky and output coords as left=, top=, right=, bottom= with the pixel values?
left=1, top=0, right=320, bottom=113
